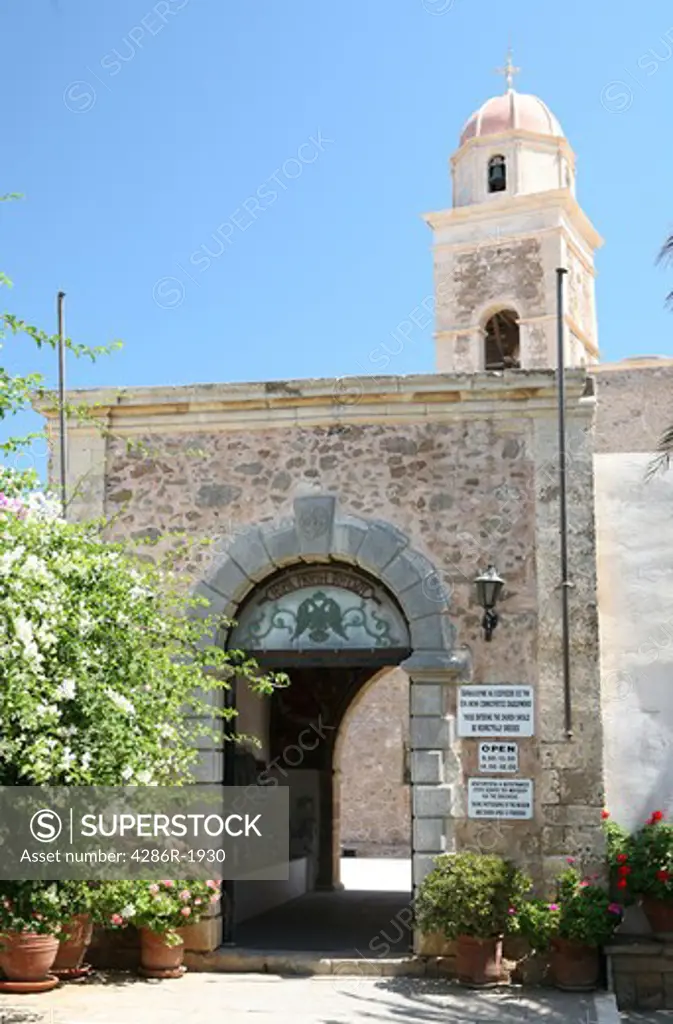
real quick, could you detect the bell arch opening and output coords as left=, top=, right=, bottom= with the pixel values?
left=483, top=308, right=521, bottom=370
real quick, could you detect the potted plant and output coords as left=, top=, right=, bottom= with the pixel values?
left=546, top=863, right=623, bottom=991
left=0, top=882, right=64, bottom=992
left=52, top=882, right=95, bottom=979
left=620, top=810, right=673, bottom=934
left=506, top=897, right=556, bottom=984
left=415, top=852, right=531, bottom=986
left=131, top=879, right=221, bottom=979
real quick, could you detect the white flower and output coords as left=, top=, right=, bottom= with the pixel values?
left=137, top=770, right=153, bottom=785
left=61, top=747, right=76, bottom=767
left=120, top=903, right=136, bottom=919
left=57, top=678, right=77, bottom=701
left=106, top=689, right=136, bottom=716
left=14, top=616, right=33, bottom=647
left=121, top=765, right=134, bottom=782
left=81, top=752, right=92, bottom=770
left=36, top=703, right=59, bottom=718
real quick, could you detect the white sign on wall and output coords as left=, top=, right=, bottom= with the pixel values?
left=478, top=742, right=518, bottom=774
left=457, top=685, right=534, bottom=737
left=468, top=778, right=534, bottom=820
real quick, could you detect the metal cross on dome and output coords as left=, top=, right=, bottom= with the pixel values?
left=496, top=47, right=520, bottom=91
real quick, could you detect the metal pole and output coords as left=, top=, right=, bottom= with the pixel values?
left=556, top=268, right=572, bottom=739
left=222, top=675, right=237, bottom=944
left=57, top=291, right=67, bottom=519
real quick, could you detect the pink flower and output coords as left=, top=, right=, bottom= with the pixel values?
left=566, top=857, right=575, bottom=865
left=110, top=914, right=123, bottom=926
left=608, top=903, right=623, bottom=915
left=508, top=907, right=516, bottom=915
left=149, top=884, right=159, bottom=895
left=548, top=904, right=559, bottom=912
left=210, top=893, right=220, bottom=904
left=180, top=906, right=191, bottom=917
left=206, top=880, right=219, bottom=889
left=161, top=880, right=175, bottom=888
left=179, top=890, right=191, bottom=902
left=194, top=898, right=202, bottom=906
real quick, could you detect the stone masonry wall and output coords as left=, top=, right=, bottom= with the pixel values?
left=95, top=395, right=601, bottom=888
left=338, top=667, right=410, bottom=857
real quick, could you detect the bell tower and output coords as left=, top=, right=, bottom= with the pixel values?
left=424, top=54, right=603, bottom=373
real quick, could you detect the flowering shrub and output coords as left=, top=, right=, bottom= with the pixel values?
left=553, top=865, right=622, bottom=947
left=614, top=810, right=673, bottom=902
left=0, top=882, right=65, bottom=936
left=129, top=879, right=220, bottom=945
left=89, top=881, right=139, bottom=931
left=507, top=863, right=622, bottom=950
left=0, top=494, right=283, bottom=785
left=415, top=852, right=531, bottom=939
left=506, top=898, right=559, bottom=951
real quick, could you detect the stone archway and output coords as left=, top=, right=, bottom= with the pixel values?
left=194, top=493, right=472, bottom=950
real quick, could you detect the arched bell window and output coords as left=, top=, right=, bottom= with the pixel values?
left=488, top=155, right=507, bottom=194
left=484, top=309, right=520, bottom=370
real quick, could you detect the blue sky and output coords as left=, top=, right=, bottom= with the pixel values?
left=1, top=0, right=672, bottom=432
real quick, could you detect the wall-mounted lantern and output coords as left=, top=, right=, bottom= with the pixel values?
left=474, top=565, right=505, bottom=642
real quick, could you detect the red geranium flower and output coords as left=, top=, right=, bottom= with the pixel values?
left=616, top=854, right=628, bottom=864
left=656, top=870, right=671, bottom=883
left=601, top=810, right=610, bottom=820
left=618, top=865, right=632, bottom=876
left=648, top=811, right=665, bottom=825
left=617, top=879, right=628, bottom=890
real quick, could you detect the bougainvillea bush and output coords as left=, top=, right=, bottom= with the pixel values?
left=0, top=491, right=281, bottom=786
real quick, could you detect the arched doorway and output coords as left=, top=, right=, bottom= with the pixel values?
left=195, top=495, right=472, bottom=954
left=227, top=562, right=413, bottom=951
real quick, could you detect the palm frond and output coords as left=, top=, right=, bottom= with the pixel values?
left=657, top=235, right=673, bottom=265
left=646, top=421, right=673, bottom=480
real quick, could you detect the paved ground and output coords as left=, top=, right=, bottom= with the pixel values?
left=236, top=857, right=412, bottom=953
left=0, top=975, right=612, bottom=1023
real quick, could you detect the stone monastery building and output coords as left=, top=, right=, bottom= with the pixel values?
left=49, top=68, right=673, bottom=952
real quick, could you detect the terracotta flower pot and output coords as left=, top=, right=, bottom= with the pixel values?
left=642, top=897, right=673, bottom=935
left=53, top=914, right=93, bottom=973
left=550, top=937, right=599, bottom=991
left=0, top=932, right=59, bottom=982
left=138, top=928, right=185, bottom=979
left=456, top=935, right=503, bottom=986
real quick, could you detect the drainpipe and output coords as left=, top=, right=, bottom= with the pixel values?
left=556, top=268, right=573, bottom=739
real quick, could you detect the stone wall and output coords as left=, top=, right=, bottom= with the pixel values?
left=49, top=370, right=604, bottom=890
left=338, top=668, right=410, bottom=857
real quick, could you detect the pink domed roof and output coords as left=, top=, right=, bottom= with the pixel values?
left=460, top=90, right=564, bottom=145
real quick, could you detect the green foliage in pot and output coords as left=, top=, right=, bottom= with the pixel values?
left=507, top=864, right=624, bottom=950
left=553, top=865, right=623, bottom=947
left=55, top=881, right=95, bottom=918
left=130, top=879, right=221, bottom=946
left=415, top=852, right=531, bottom=940
left=507, top=897, right=558, bottom=952
left=0, top=881, right=65, bottom=936
left=602, top=813, right=637, bottom=905
left=621, top=810, right=673, bottom=901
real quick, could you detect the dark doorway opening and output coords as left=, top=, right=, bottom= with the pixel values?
left=232, top=659, right=412, bottom=955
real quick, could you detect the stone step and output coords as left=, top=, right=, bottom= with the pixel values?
left=185, top=948, right=431, bottom=976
